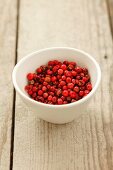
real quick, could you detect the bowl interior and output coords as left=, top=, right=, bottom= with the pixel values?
left=13, top=48, right=99, bottom=97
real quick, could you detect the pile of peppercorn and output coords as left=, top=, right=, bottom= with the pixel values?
left=25, top=60, right=92, bottom=105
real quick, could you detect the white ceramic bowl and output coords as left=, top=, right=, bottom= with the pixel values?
left=12, top=47, right=101, bottom=124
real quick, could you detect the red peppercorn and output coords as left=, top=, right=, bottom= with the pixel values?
left=57, top=75, right=61, bottom=80
left=80, top=86, right=85, bottom=90
left=47, top=84, right=51, bottom=90
left=38, top=90, right=43, bottom=96
left=72, top=71, right=77, bottom=77
left=36, top=68, right=42, bottom=73
left=64, top=70, right=72, bottom=77
left=48, top=95, right=52, bottom=101
left=71, top=99, right=76, bottom=102
left=68, top=64, right=74, bottom=70
left=25, top=85, right=29, bottom=91
left=67, top=83, right=74, bottom=89
left=50, top=86, right=55, bottom=92
left=62, top=90, right=69, bottom=97
left=48, top=61, right=54, bottom=66
left=58, top=69, right=63, bottom=75
left=75, top=66, right=82, bottom=73
left=80, top=73, right=84, bottom=77
left=32, top=92, right=37, bottom=98
left=78, top=80, right=85, bottom=86
left=62, top=85, right=68, bottom=90
left=32, top=86, right=37, bottom=92
left=72, top=79, right=76, bottom=84
left=63, top=101, right=68, bottom=104
left=49, top=92, right=54, bottom=96
left=62, top=75, right=66, bottom=80
left=69, top=62, right=76, bottom=66
left=86, top=83, right=92, bottom=91
left=43, top=81, right=48, bottom=86
left=29, top=80, right=35, bottom=85
left=74, top=86, right=79, bottom=92
left=29, top=84, right=33, bottom=89
left=79, top=90, right=84, bottom=97
left=47, top=69, right=52, bottom=75
left=84, top=90, right=90, bottom=95
left=69, top=91, right=76, bottom=98
left=75, top=93, right=79, bottom=100
left=56, top=89, right=62, bottom=96
left=43, top=93, right=48, bottom=98
left=66, top=77, right=71, bottom=83
left=52, top=96, right=57, bottom=103
left=63, top=61, right=69, bottom=65
left=27, top=73, right=34, bottom=81
left=61, top=96, right=65, bottom=101
left=58, top=84, right=62, bottom=88
left=38, top=84, right=42, bottom=90
left=82, top=68, right=88, bottom=74
left=61, top=64, right=67, bottom=70
left=39, top=96, right=44, bottom=102
left=86, top=74, right=90, bottom=81
left=57, top=98, right=63, bottom=105
left=60, top=81, right=66, bottom=86
left=28, top=90, right=33, bottom=95
left=45, top=76, right=51, bottom=82
left=67, top=96, right=71, bottom=102
left=82, top=77, right=88, bottom=83
left=42, top=86, right=47, bottom=92
left=75, top=79, right=79, bottom=85
left=76, top=75, right=81, bottom=80
left=51, top=76, right=57, bottom=82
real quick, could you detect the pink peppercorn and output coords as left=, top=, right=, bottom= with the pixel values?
left=86, top=83, right=92, bottom=91
left=62, top=90, right=69, bottom=97
left=42, top=86, right=47, bottom=92
left=38, top=90, right=43, bottom=96
left=74, top=86, right=79, bottom=92
left=52, top=96, right=57, bottom=103
left=62, top=75, right=66, bottom=80
left=79, top=90, right=84, bottom=97
left=63, top=85, right=68, bottom=90
left=43, top=93, right=48, bottom=98
left=60, top=81, right=66, bottom=86
left=57, top=98, right=63, bottom=105
left=61, top=64, right=67, bottom=70
left=27, top=73, right=34, bottom=81
left=66, top=77, right=71, bottom=83
left=48, top=95, right=52, bottom=101
left=69, top=91, right=76, bottom=98
left=67, top=83, right=74, bottom=89
left=32, top=86, right=37, bottom=92
left=51, top=76, right=57, bottom=82
left=58, top=69, right=63, bottom=75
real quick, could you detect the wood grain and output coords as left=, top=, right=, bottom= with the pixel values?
left=13, top=0, right=113, bottom=169
left=0, top=0, right=17, bottom=170
left=106, top=0, right=113, bottom=38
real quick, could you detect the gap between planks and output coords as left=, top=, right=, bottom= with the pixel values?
left=106, top=0, right=113, bottom=39
left=9, top=0, right=20, bottom=169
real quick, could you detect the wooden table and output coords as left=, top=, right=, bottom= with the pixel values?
left=0, top=0, right=113, bottom=169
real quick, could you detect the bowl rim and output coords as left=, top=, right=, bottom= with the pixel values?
left=12, top=47, right=101, bottom=108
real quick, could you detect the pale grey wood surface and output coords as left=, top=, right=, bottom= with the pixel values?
left=13, top=0, right=113, bottom=170
left=0, top=0, right=113, bottom=170
left=0, top=0, right=17, bottom=169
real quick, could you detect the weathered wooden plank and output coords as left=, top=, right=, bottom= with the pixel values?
left=106, top=0, right=113, bottom=37
left=13, top=0, right=113, bottom=169
left=0, top=0, right=17, bottom=169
